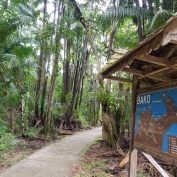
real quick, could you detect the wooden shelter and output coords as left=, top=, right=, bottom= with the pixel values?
left=100, top=15, right=177, bottom=177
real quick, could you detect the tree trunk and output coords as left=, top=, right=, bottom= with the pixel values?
left=35, top=0, right=48, bottom=119
left=44, top=0, right=62, bottom=137
left=147, top=0, right=153, bottom=13
left=135, top=0, right=145, bottom=42
left=40, top=0, right=57, bottom=123
left=102, top=111, right=118, bottom=147
left=14, top=68, right=26, bottom=135
left=21, top=94, right=25, bottom=135
left=69, top=0, right=101, bottom=73
left=10, top=107, right=15, bottom=134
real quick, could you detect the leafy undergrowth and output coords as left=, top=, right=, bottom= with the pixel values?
left=0, top=134, right=61, bottom=174
left=71, top=138, right=177, bottom=177
left=0, top=126, right=92, bottom=174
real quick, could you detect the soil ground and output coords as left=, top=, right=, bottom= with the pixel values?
left=0, top=127, right=101, bottom=177
left=0, top=127, right=92, bottom=174
left=0, top=136, right=56, bottom=174
left=1, top=127, right=177, bottom=177
left=71, top=137, right=177, bottom=177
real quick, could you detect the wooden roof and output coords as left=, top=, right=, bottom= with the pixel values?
left=100, top=15, right=177, bottom=88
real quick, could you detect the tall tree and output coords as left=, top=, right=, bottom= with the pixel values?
left=35, top=0, right=48, bottom=121
left=44, top=0, right=64, bottom=137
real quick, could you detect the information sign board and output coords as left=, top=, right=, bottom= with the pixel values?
left=134, top=87, right=177, bottom=163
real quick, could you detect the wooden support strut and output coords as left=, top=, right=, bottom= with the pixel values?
left=122, top=67, right=173, bottom=82
left=106, top=76, right=133, bottom=83
left=128, top=76, right=139, bottom=177
left=137, top=55, right=171, bottom=66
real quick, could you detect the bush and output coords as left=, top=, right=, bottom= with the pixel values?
left=0, top=133, right=17, bottom=151
left=0, top=119, right=8, bottom=137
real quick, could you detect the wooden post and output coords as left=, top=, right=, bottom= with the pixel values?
left=130, top=149, right=137, bottom=177
left=128, top=75, right=139, bottom=177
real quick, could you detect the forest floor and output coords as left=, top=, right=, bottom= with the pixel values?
left=0, top=127, right=93, bottom=174
left=0, top=128, right=177, bottom=177
left=0, top=134, right=62, bottom=174
left=0, top=127, right=101, bottom=177
left=71, top=137, right=177, bottom=177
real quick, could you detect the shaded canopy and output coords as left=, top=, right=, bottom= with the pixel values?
left=100, top=15, right=177, bottom=89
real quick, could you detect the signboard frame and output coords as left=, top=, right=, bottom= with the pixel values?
left=134, top=85, right=177, bottom=165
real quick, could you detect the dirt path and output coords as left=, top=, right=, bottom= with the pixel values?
left=0, top=127, right=102, bottom=177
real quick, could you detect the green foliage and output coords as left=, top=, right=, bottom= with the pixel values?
left=0, top=133, right=17, bottom=151
left=115, top=18, right=138, bottom=49
left=66, top=92, right=73, bottom=103
left=94, top=88, right=117, bottom=112
left=0, top=119, right=8, bottom=137
left=23, top=127, right=41, bottom=138
left=149, top=9, right=173, bottom=31
left=113, top=91, right=132, bottom=135
left=99, top=5, right=152, bottom=31
left=74, top=109, right=88, bottom=127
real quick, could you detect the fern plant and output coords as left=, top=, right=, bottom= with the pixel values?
left=95, top=88, right=117, bottom=112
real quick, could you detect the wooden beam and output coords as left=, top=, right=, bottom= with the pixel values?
left=146, top=74, right=173, bottom=82
left=138, top=79, right=177, bottom=93
left=160, top=44, right=177, bottom=59
left=133, top=67, right=172, bottom=81
left=142, top=77, right=155, bottom=85
left=137, top=55, right=170, bottom=66
left=122, top=67, right=172, bottom=82
left=171, top=39, right=177, bottom=44
left=171, top=56, right=177, bottom=66
left=106, top=76, right=133, bottom=83
left=122, top=68, right=144, bottom=77
left=146, top=67, right=169, bottom=76
left=128, top=76, right=139, bottom=177
left=137, top=67, right=170, bottom=80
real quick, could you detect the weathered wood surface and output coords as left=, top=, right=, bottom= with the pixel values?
left=128, top=76, right=139, bottom=177
left=142, top=152, right=170, bottom=177
left=129, top=149, right=137, bottom=177
left=100, top=16, right=177, bottom=87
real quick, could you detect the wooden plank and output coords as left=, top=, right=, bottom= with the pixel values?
left=138, top=67, right=169, bottom=80
left=171, top=56, right=177, bottom=66
left=129, top=149, right=137, bottom=177
left=137, top=79, right=177, bottom=93
left=138, top=73, right=172, bottom=82
left=142, top=152, right=169, bottom=177
left=171, top=39, right=177, bottom=44
left=147, top=74, right=173, bottom=82
left=106, top=76, right=133, bottom=83
left=122, top=68, right=144, bottom=77
left=160, top=44, right=177, bottom=59
left=137, top=55, right=170, bottom=66
left=145, top=67, right=169, bottom=76
left=135, top=144, right=177, bottom=166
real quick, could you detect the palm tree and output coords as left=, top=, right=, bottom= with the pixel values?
left=0, top=0, right=38, bottom=135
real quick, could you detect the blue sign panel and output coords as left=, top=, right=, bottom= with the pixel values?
left=135, top=87, right=177, bottom=155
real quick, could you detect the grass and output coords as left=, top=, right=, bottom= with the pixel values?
left=71, top=137, right=112, bottom=177
left=73, top=158, right=110, bottom=177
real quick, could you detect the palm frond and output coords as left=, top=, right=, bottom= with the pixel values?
left=18, top=4, right=37, bottom=20
left=149, top=9, right=173, bottom=31
left=1, top=54, right=19, bottom=69
left=0, top=17, right=20, bottom=43
left=100, top=5, right=152, bottom=23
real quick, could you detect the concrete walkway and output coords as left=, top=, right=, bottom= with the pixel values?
left=0, top=127, right=102, bottom=177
